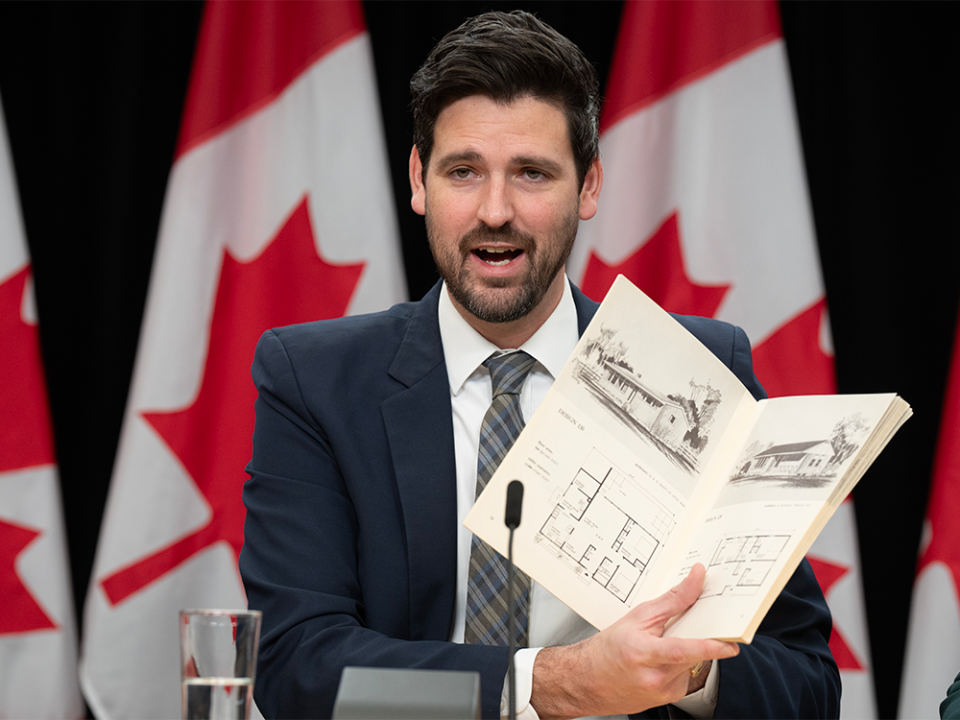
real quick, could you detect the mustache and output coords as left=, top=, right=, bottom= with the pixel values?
left=458, top=223, right=536, bottom=253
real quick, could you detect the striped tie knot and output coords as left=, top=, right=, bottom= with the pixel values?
left=484, top=351, right=537, bottom=400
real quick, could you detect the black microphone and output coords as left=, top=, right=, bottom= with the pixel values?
left=505, top=480, right=525, bottom=720
left=505, top=480, right=524, bottom=530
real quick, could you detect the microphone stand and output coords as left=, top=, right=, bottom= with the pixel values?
left=504, top=480, right=524, bottom=720
left=507, top=527, right=517, bottom=720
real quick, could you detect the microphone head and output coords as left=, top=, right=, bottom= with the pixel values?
left=505, top=480, right=524, bottom=530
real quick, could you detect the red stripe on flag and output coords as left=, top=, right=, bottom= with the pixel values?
left=0, top=265, right=56, bottom=472
left=917, top=308, right=960, bottom=600
left=175, top=0, right=366, bottom=159
left=600, top=0, right=782, bottom=133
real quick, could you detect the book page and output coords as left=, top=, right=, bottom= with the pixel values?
left=465, top=276, right=758, bottom=631
left=662, top=393, right=902, bottom=642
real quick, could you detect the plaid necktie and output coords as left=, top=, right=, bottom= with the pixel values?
left=464, top=350, right=537, bottom=647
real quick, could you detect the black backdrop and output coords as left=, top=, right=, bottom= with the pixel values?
left=1, top=2, right=959, bottom=717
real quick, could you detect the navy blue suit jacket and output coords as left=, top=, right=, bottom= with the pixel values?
left=240, top=282, right=840, bottom=719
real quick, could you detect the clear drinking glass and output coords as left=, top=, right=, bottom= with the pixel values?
left=179, top=609, right=262, bottom=720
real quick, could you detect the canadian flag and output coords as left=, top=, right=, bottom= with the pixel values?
left=567, top=1, right=875, bottom=716
left=899, top=306, right=960, bottom=718
left=0, top=93, right=84, bottom=717
left=78, top=2, right=406, bottom=717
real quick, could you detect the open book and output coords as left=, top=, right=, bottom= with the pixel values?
left=464, top=275, right=911, bottom=643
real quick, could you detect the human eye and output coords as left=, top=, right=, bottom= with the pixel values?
left=521, top=167, right=549, bottom=182
left=450, top=167, right=475, bottom=180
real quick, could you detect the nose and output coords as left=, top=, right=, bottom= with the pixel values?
left=476, top=176, right=514, bottom=229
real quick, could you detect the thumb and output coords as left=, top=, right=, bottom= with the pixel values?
left=631, top=563, right=706, bottom=631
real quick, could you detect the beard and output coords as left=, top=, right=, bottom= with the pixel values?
left=427, top=211, right=579, bottom=324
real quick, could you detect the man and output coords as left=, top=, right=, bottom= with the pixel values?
left=240, top=11, right=839, bottom=720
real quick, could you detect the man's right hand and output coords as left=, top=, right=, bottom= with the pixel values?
left=529, top=564, right=740, bottom=720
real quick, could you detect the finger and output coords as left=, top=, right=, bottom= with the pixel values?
left=688, top=638, right=740, bottom=662
left=646, top=635, right=740, bottom=668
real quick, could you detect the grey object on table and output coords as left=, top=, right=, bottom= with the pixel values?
left=332, top=666, right=481, bottom=719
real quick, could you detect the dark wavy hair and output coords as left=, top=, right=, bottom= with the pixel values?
left=410, top=10, right=600, bottom=188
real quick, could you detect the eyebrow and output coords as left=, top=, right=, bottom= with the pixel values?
left=513, top=155, right=565, bottom=176
left=433, top=151, right=566, bottom=177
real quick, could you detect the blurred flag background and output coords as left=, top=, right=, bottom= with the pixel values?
left=0, top=2, right=956, bottom=717
left=77, top=2, right=405, bottom=717
left=0, top=90, right=84, bottom=719
left=565, top=2, right=873, bottom=715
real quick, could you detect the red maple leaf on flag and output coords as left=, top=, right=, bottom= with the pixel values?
left=0, top=265, right=58, bottom=634
left=580, top=212, right=731, bottom=317
left=99, top=195, right=364, bottom=605
left=0, top=265, right=56, bottom=472
left=752, top=298, right=836, bottom=398
left=0, top=518, right=57, bottom=634
left=579, top=212, right=835, bottom=398
left=807, top=554, right=866, bottom=671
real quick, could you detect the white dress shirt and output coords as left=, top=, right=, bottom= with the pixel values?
left=437, top=280, right=717, bottom=720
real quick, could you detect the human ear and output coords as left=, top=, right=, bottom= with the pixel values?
left=409, top=146, right=426, bottom=216
left=578, top=157, right=603, bottom=221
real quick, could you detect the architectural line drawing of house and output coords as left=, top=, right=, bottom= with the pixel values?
left=728, top=414, right=869, bottom=492
left=571, top=325, right=724, bottom=478
left=739, top=440, right=833, bottom=479
left=596, top=362, right=691, bottom=448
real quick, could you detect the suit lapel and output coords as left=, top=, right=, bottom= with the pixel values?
left=381, top=283, right=459, bottom=641
left=380, top=281, right=600, bottom=642
left=571, top=281, right=600, bottom=336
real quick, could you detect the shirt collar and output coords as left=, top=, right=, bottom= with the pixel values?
left=438, top=277, right=580, bottom=395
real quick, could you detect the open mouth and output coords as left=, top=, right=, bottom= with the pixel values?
left=474, top=247, right=523, bottom=266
